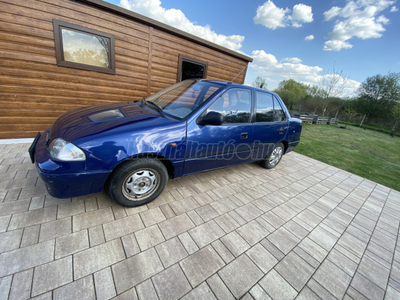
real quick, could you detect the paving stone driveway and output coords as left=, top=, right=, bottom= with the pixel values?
left=0, top=142, right=399, bottom=300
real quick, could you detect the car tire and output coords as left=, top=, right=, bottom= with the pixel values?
left=261, top=142, right=284, bottom=169
left=107, top=158, right=168, bottom=207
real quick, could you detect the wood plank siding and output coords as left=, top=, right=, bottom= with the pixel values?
left=0, top=0, right=252, bottom=138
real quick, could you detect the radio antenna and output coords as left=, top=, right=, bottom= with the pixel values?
left=230, top=65, right=247, bottom=83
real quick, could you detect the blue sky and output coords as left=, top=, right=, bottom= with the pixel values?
left=104, top=0, right=400, bottom=97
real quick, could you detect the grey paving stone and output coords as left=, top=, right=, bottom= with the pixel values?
left=32, top=256, right=73, bottom=296
left=179, top=231, right=199, bottom=255
left=8, top=206, right=57, bottom=230
left=53, top=275, right=95, bottom=300
left=39, top=217, right=71, bottom=242
left=308, top=225, right=338, bottom=253
left=313, top=259, right=352, bottom=299
left=338, top=232, right=368, bottom=259
left=8, top=268, right=32, bottom=300
left=55, top=229, right=89, bottom=259
left=212, top=239, right=235, bottom=263
left=0, top=275, right=12, bottom=300
left=327, top=248, right=358, bottom=276
left=187, top=210, right=205, bottom=225
left=0, top=229, right=22, bottom=252
left=351, top=272, right=385, bottom=300
left=72, top=207, right=114, bottom=232
left=267, top=227, right=300, bottom=255
left=135, top=224, right=165, bottom=251
left=299, top=237, right=329, bottom=262
left=214, top=213, right=240, bottom=233
left=88, top=225, right=105, bottom=247
left=169, top=196, right=200, bottom=215
left=246, top=243, right=278, bottom=273
left=180, top=245, right=225, bottom=287
left=218, top=254, right=263, bottom=299
left=259, top=269, right=297, bottom=300
left=207, top=274, right=235, bottom=300
left=0, top=240, right=54, bottom=277
left=74, top=238, right=125, bottom=280
left=103, top=213, right=144, bottom=241
left=275, top=252, right=315, bottom=291
left=358, top=255, right=390, bottom=290
left=159, top=204, right=176, bottom=219
left=159, top=213, right=195, bottom=239
left=283, top=220, right=309, bottom=240
left=237, top=220, right=271, bottom=246
left=295, top=286, right=321, bottom=300
left=0, top=199, right=30, bottom=217
left=181, top=282, right=217, bottom=300
left=250, top=284, right=271, bottom=300
left=152, top=264, right=192, bottom=300
left=57, top=200, right=85, bottom=219
left=121, top=233, right=140, bottom=257
left=156, top=236, right=188, bottom=268
left=235, top=203, right=263, bottom=222
left=221, top=230, right=251, bottom=257
left=385, top=285, right=400, bottom=300
left=112, top=248, right=164, bottom=294
left=140, top=207, right=166, bottom=227
left=0, top=215, right=11, bottom=233
left=189, top=220, right=225, bottom=248
left=136, top=279, right=158, bottom=300
left=195, top=204, right=219, bottom=222
left=94, top=267, right=116, bottom=300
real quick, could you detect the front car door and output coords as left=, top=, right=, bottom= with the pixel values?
left=184, top=88, right=254, bottom=175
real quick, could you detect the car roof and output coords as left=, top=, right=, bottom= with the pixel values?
left=198, top=79, right=279, bottom=97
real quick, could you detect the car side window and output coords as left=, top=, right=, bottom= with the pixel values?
left=256, top=92, right=274, bottom=122
left=207, top=88, right=251, bottom=123
left=274, top=97, right=286, bottom=122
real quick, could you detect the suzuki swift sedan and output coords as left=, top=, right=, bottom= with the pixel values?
left=29, top=79, right=302, bottom=207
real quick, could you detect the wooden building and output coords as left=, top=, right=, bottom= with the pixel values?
left=0, top=0, right=253, bottom=139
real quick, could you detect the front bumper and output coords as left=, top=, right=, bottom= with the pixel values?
left=31, top=130, right=111, bottom=198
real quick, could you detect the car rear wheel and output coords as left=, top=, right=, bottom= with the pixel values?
left=261, top=142, right=284, bottom=169
left=107, top=158, right=168, bottom=207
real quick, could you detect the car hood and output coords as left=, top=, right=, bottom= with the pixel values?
left=50, top=101, right=159, bottom=141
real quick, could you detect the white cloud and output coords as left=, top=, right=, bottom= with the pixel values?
left=391, top=6, right=399, bottom=11
left=120, top=0, right=244, bottom=51
left=323, top=0, right=395, bottom=51
left=253, top=1, right=313, bottom=29
left=250, top=50, right=361, bottom=97
left=291, top=4, right=314, bottom=27
left=305, top=35, right=314, bottom=41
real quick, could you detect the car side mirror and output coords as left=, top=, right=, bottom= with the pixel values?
left=197, top=111, right=224, bottom=126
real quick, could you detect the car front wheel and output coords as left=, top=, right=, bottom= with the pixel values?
left=107, top=158, right=168, bottom=207
left=261, top=142, right=284, bottom=169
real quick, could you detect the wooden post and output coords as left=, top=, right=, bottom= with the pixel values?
left=359, top=114, right=366, bottom=127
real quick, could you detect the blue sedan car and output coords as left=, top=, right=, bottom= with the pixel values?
left=29, top=79, right=302, bottom=207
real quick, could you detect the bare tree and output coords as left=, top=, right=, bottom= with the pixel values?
left=319, top=63, right=349, bottom=116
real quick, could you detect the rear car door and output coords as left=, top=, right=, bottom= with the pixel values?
left=252, top=91, right=289, bottom=160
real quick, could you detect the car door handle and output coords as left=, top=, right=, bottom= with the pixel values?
left=279, top=128, right=284, bottom=134
left=241, top=132, right=248, bottom=139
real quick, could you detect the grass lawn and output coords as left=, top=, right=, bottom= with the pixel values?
left=294, top=123, right=400, bottom=191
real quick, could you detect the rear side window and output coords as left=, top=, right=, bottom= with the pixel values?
left=255, top=92, right=274, bottom=122
left=274, top=97, right=286, bottom=122
left=256, top=92, right=286, bottom=122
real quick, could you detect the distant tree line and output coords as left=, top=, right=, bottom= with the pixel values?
left=253, top=72, right=400, bottom=134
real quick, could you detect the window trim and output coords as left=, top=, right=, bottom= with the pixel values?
left=52, top=19, right=115, bottom=74
left=177, top=54, right=208, bottom=82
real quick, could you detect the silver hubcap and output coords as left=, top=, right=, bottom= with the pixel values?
left=269, top=146, right=283, bottom=167
left=122, top=169, right=160, bottom=201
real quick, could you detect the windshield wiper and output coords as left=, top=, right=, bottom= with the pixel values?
left=146, top=100, right=164, bottom=116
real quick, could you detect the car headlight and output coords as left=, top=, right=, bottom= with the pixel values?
left=48, top=138, right=86, bottom=161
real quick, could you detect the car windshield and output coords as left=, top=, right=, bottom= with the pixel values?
left=144, top=80, right=224, bottom=119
